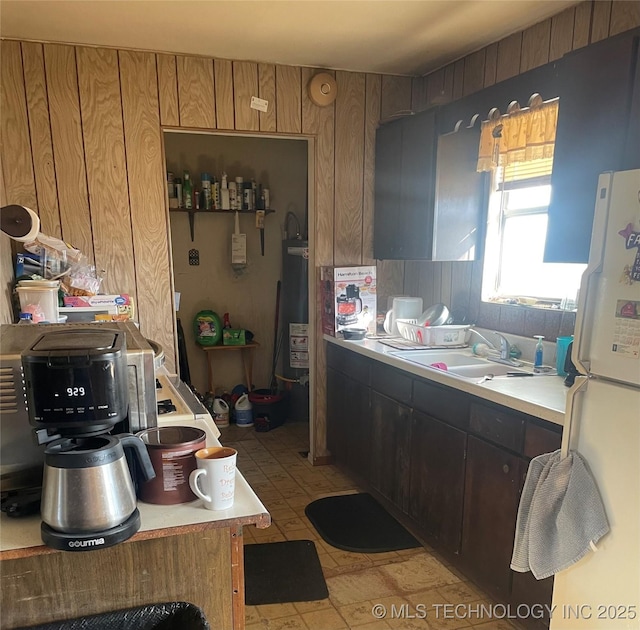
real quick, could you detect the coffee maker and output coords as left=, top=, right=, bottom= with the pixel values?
left=21, top=328, right=156, bottom=551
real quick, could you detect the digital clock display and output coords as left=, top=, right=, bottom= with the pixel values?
left=64, top=386, right=86, bottom=397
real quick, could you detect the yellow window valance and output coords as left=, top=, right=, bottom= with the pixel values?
left=477, top=98, right=559, bottom=172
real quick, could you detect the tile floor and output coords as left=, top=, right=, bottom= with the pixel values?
left=221, top=421, right=517, bottom=630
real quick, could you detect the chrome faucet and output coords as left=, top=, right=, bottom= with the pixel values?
left=469, top=329, right=522, bottom=367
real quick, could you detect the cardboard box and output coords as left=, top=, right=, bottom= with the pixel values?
left=320, top=266, right=376, bottom=337
left=63, top=295, right=134, bottom=320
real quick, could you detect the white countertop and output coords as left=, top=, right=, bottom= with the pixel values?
left=0, top=422, right=269, bottom=556
left=326, top=335, right=567, bottom=426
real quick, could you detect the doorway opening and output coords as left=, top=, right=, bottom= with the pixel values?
left=163, top=129, right=314, bottom=449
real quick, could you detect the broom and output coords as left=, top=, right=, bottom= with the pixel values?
left=269, top=280, right=282, bottom=393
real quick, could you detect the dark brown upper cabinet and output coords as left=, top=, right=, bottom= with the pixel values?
left=374, top=109, right=484, bottom=261
left=374, top=109, right=437, bottom=260
left=544, top=29, right=640, bottom=264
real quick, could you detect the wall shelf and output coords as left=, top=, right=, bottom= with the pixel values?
left=169, top=208, right=275, bottom=241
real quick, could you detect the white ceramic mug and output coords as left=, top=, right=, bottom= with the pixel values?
left=383, top=297, right=423, bottom=335
left=189, top=446, right=237, bottom=510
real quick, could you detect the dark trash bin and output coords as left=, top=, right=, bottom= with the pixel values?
left=19, top=601, right=210, bottom=630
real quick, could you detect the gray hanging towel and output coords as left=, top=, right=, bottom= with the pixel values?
left=511, top=449, right=609, bottom=580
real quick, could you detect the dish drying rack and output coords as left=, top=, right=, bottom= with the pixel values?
left=395, top=319, right=470, bottom=347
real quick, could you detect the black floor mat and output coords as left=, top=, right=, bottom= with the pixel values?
left=244, top=540, right=329, bottom=606
left=305, top=493, right=421, bottom=553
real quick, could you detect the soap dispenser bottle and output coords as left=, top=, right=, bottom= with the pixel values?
left=534, top=335, right=544, bottom=368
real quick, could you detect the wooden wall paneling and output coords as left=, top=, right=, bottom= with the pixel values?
left=76, top=47, right=136, bottom=298
left=453, top=59, right=465, bottom=100
left=380, top=75, right=413, bottom=120
left=0, top=41, right=37, bottom=212
left=177, top=56, right=216, bottom=128
left=258, top=63, right=277, bottom=132
left=301, top=67, right=334, bottom=266
left=520, top=19, right=551, bottom=72
left=21, top=42, right=61, bottom=238
left=411, top=76, right=428, bottom=113
left=417, top=261, right=438, bottom=309
left=496, top=32, right=523, bottom=83
left=403, top=261, right=422, bottom=298
left=463, top=49, right=486, bottom=97
left=233, top=61, right=259, bottom=132
left=609, top=0, right=640, bottom=35
left=276, top=65, right=301, bottom=133
left=334, top=71, right=365, bottom=266
left=550, top=7, right=577, bottom=61
left=302, top=66, right=335, bottom=459
left=43, top=44, right=93, bottom=263
left=442, top=64, right=455, bottom=104
left=591, top=0, right=612, bottom=42
left=376, top=260, right=405, bottom=314
left=467, top=259, right=484, bottom=324
left=483, top=43, right=498, bottom=88
left=450, top=261, right=473, bottom=316
left=215, top=59, right=235, bottom=130
left=0, top=156, right=14, bottom=324
left=440, top=262, right=453, bottom=311
left=573, top=1, right=593, bottom=49
left=426, top=68, right=446, bottom=107
left=156, top=54, right=179, bottom=127
left=362, top=73, right=381, bottom=265
left=119, top=50, right=176, bottom=373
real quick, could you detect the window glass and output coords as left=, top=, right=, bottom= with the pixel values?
left=482, top=175, right=585, bottom=308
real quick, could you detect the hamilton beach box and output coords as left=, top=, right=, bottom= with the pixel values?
left=320, top=266, right=376, bottom=337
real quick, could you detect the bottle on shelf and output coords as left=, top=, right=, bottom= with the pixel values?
left=201, top=173, right=212, bottom=210
left=183, top=171, right=193, bottom=210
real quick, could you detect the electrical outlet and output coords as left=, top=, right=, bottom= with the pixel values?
left=188, top=249, right=199, bottom=265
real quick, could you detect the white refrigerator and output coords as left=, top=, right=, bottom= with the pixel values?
left=550, top=169, right=640, bottom=629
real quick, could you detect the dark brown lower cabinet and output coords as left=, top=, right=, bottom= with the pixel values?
left=326, top=367, right=348, bottom=464
left=461, top=435, right=526, bottom=600
left=327, top=346, right=562, bottom=629
left=326, top=368, right=371, bottom=482
left=511, top=570, right=555, bottom=630
left=370, top=390, right=412, bottom=514
left=409, top=410, right=466, bottom=555
left=344, top=377, right=371, bottom=482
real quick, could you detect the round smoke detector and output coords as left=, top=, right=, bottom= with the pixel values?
left=308, top=72, right=337, bottom=107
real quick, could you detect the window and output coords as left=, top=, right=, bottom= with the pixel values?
left=477, top=98, right=585, bottom=309
left=482, top=173, right=586, bottom=307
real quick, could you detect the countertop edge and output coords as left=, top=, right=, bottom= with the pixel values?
left=325, top=335, right=566, bottom=426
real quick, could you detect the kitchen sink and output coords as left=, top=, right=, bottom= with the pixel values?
left=388, top=350, right=486, bottom=369
left=446, top=363, right=530, bottom=378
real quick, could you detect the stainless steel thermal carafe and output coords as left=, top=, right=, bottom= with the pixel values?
left=41, top=434, right=155, bottom=533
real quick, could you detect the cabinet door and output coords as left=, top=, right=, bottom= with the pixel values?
left=432, top=125, right=485, bottom=261
left=373, top=118, right=403, bottom=259
left=461, top=435, right=525, bottom=600
left=399, top=110, right=437, bottom=259
left=326, top=367, right=348, bottom=464
left=370, top=391, right=412, bottom=513
left=373, top=110, right=437, bottom=260
left=409, top=410, right=466, bottom=554
left=344, top=378, right=371, bottom=483
left=545, top=31, right=639, bottom=263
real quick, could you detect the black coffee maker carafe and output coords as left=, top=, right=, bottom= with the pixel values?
left=22, top=329, right=156, bottom=551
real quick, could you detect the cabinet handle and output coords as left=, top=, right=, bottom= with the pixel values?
left=502, top=464, right=510, bottom=474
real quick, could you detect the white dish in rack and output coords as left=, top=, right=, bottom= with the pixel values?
left=395, top=319, right=470, bottom=347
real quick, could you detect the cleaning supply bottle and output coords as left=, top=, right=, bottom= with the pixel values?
left=534, top=335, right=544, bottom=368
